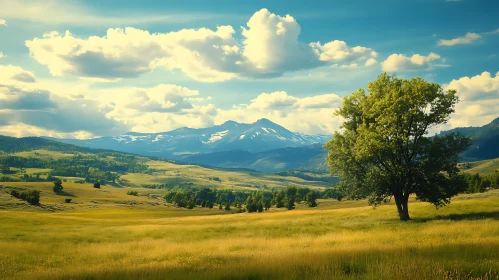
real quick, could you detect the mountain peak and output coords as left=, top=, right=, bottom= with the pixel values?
left=255, top=118, right=274, bottom=125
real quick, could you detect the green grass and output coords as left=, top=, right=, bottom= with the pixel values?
left=459, top=157, right=499, bottom=174
left=122, top=160, right=329, bottom=190
left=0, top=182, right=498, bottom=280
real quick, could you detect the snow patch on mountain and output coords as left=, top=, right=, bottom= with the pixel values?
left=152, top=135, right=165, bottom=142
left=203, top=130, right=229, bottom=144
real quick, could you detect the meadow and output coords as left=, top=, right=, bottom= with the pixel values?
left=0, top=182, right=498, bottom=280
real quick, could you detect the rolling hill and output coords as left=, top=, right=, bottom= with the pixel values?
left=439, top=117, right=499, bottom=161
left=180, top=144, right=328, bottom=172
left=0, top=135, right=335, bottom=189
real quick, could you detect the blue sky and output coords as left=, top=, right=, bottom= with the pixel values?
left=0, top=0, right=498, bottom=138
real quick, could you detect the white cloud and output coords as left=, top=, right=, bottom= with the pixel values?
left=25, top=8, right=377, bottom=82
left=364, top=58, right=377, bottom=66
left=437, top=32, right=481, bottom=46
left=441, top=71, right=499, bottom=129
left=0, top=65, right=129, bottom=136
left=445, top=71, right=499, bottom=101
left=217, top=91, right=343, bottom=134
left=0, top=124, right=95, bottom=140
left=0, top=65, right=37, bottom=83
left=0, top=19, right=6, bottom=26
left=0, top=52, right=4, bottom=59
left=485, top=28, right=499, bottom=35
left=381, top=52, right=443, bottom=72
left=247, top=91, right=298, bottom=110
left=311, top=40, right=377, bottom=63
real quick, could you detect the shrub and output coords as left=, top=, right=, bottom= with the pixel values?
left=24, top=190, right=40, bottom=205
left=10, top=190, right=20, bottom=198
left=93, top=181, right=101, bottom=188
left=127, top=190, right=138, bottom=196
left=65, top=198, right=72, bottom=203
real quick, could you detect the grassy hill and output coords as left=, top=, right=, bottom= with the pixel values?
left=440, top=117, right=499, bottom=161
left=181, top=144, right=329, bottom=172
left=0, top=136, right=334, bottom=190
left=0, top=181, right=497, bottom=279
left=458, top=157, right=499, bottom=174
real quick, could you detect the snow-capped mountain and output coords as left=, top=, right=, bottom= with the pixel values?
left=47, top=119, right=331, bottom=159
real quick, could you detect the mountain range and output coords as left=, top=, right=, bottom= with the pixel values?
left=47, top=118, right=330, bottom=159
left=39, top=117, right=499, bottom=173
left=438, top=117, right=499, bottom=161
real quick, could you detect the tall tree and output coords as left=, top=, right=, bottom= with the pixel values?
left=324, top=73, right=471, bottom=221
left=53, top=179, right=63, bottom=194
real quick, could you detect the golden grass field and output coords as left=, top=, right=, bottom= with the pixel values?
left=0, top=182, right=498, bottom=280
left=460, top=158, right=499, bottom=175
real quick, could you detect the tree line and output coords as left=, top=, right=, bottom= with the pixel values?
left=163, top=186, right=344, bottom=211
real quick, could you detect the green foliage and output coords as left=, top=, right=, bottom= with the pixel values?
left=14, top=189, right=40, bottom=205
left=325, top=73, right=472, bottom=221
left=208, top=176, right=222, bottom=182
left=93, top=181, right=101, bottom=189
left=306, top=191, right=318, bottom=207
left=463, top=172, right=499, bottom=193
left=10, top=190, right=20, bottom=198
left=285, top=186, right=297, bottom=210
left=127, top=191, right=138, bottom=196
left=53, top=179, right=63, bottom=194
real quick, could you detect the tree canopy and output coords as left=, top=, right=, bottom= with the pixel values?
left=324, top=73, right=471, bottom=221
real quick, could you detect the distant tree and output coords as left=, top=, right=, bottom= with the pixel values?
left=285, top=187, right=297, bottom=210
left=224, top=201, right=231, bottom=211
left=257, top=203, right=264, bottom=212
left=24, top=190, right=40, bottom=205
left=53, top=179, right=63, bottom=194
left=218, top=203, right=223, bottom=210
left=273, top=190, right=285, bottom=208
left=1, top=165, right=10, bottom=174
left=263, top=199, right=271, bottom=211
left=324, top=73, right=471, bottom=221
left=65, top=198, right=72, bottom=203
left=208, top=201, right=214, bottom=209
left=306, top=191, right=318, bottom=207
left=93, top=181, right=101, bottom=188
left=127, top=190, right=138, bottom=196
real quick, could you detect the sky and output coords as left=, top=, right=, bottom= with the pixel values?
left=0, top=0, right=498, bottom=139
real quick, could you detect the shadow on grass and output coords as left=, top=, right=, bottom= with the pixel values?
left=105, top=182, right=123, bottom=188
left=413, top=211, right=499, bottom=222
left=55, top=191, right=75, bottom=197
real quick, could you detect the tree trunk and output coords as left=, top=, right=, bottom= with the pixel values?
left=394, top=195, right=410, bottom=221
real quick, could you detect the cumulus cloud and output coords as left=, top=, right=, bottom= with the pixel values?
left=381, top=52, right=443, bottom=72
left=438, top=32, right=481, bottom=46
left=217, top=91, right=343, bottom=134
left=124, top=84, right=199, bottom=113
left=441, top=71, right=499, bottom=128
left=445, top=71, right=499, bottom=101
left=25, top=9, right=377, bottom=82
left=0, top=19, right=6, bottom=26
left=0, top=65, right=36, bottom=83
left=364, top=58, right=377, bottom=66
left=311, top=41, right=377, bottom=63
left=0, top=52, right=4, bottom=59
left=0, top=65, right=129, bottom=137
